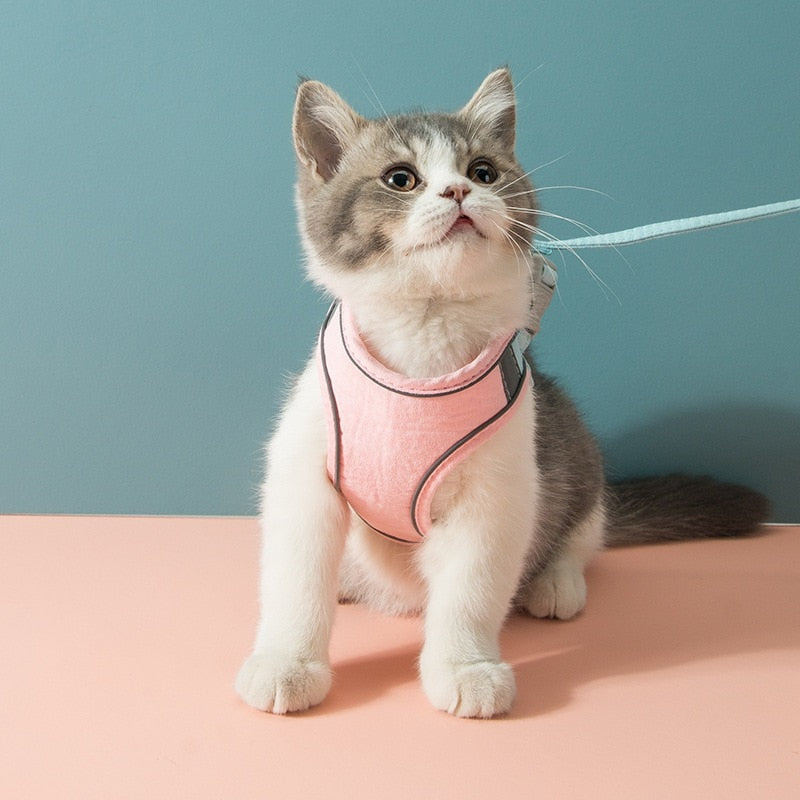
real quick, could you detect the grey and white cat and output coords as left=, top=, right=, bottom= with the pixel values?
left=235, top=69, right=767, bottom=718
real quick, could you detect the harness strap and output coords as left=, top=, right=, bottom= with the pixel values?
left=532, top=197, right=800, bottom=255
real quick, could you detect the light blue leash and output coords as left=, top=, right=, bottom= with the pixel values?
left=532, top=198, right=800, bottom=255
left=522, top=196, right=800, bottom=338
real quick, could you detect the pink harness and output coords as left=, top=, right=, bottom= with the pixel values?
left=317, top=303, right=532, bottom=543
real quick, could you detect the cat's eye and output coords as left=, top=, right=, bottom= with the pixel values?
left=468, top=160, right=498, bottom=185
left=381, top=166, right=419, bottom=192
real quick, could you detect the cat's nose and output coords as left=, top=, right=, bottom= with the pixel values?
left=440, top=184, right=471, bottom=203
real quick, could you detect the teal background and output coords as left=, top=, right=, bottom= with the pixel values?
left=2, top=1, right=798, bottom=520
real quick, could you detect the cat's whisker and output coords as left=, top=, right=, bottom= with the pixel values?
left=535, top=231, right=619, bottom=303
left=489, top=223, right=539, bottom=303
left=513, top=208, right=632, bottom=273
left=535, top=185, right=613, bottom=200
left=529, top=152, right=573, bottom=175
left=498, top=216, right=546, bottom=238
left=508, top=229, right=565, bottom=306
left=497, top=166, right=539, bottom=193
left=350, top=58, right=407, bottom=149
left=499, top=188, right=538, bottom=203
left=497, top=155, right=572, bottom=198
left=500, top=183, right=612, bottom=206
left=511, top=208, right=601, bottom=238
left=495, top=211, right=619, bottom=303
left=510, top=62, right=546, bottom=92
left=501, top=225, right=540, bottom=286
left=491, top=218, right=531, bottom=269
left=490, top=213, right=538, bottom=264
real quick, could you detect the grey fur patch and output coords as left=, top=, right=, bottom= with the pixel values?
left=522, top=363, right=606, bottom=575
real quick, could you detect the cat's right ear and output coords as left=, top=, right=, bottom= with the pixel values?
left=293, top=80, right=364, bottom=181
left=460, top=68, right=517, bottom=151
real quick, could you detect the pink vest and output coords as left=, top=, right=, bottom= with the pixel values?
left=317, top=303, right=532, bottom=543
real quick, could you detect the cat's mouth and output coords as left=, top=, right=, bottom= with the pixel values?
left=444, top=214, right=484, bottom=240
left=451, top=214, right=474, bottom=231
left=405, top=213, right=487, bottom=254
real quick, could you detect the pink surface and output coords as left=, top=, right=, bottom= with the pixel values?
left=1, top=516, right=798, bottom=799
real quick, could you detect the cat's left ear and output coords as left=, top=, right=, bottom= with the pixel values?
left=459, top=68, right=517, bottom=150
left=293, top=80, right=365, bottom=181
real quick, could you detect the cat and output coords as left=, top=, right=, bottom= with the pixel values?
left=235, top=68, right=768, bottom=718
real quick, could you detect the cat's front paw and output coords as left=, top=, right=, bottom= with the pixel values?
left=235, top=653, right=331, bottom=714
left=420, top=658, right=516, bottom=718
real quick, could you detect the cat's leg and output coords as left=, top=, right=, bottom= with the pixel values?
left=417, top=398, right=537, bottom=718
left=235, top=363, right=349, bottom=714
left=522, top=501, right=605, bottom=620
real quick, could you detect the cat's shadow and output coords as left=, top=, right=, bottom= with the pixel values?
left=309, top=644, right=421, bottom=715
left=316, top=529, right=797, bottom=719
left=507, top=531, right=798, bottom=718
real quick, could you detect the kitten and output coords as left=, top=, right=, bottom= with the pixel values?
left=235, top=69, right=768, bottom=718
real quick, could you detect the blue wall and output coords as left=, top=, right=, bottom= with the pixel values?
left=2, top=1, right=798, bottom=519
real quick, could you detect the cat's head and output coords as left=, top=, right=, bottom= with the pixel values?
left=292, top=68, right=536, bottom=308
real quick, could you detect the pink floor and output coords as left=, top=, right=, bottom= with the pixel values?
left=1, top=516, right=798, bottom=799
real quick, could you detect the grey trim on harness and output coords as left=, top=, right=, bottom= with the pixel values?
left=521, top=254, right=558, bottom=348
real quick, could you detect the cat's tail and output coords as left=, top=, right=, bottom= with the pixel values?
left=603, top=474, right=770, bottom=547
